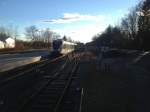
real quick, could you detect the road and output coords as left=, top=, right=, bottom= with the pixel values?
left=0, top=50, right=50, bottom=72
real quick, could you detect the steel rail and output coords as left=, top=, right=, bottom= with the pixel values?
left=54, top=58, right=78, bottom=112
left=79, top=88, right=84, bottom=112
left=0, top=55, right=66, bottom=86
left=17, top=55, right=70, bottom=112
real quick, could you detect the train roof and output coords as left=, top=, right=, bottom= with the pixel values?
left=63, top=40, right=77, bottom=45
left=53, top=39, right=77, bottom=45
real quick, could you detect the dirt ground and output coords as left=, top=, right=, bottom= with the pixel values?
left=79, top=52, right=150, bottom=112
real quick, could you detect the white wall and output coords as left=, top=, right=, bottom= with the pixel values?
left=5, top=38, right=15, bottom=48
left=0, top=41, right=5, bottom=49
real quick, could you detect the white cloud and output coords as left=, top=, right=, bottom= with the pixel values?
left=40, top=13, right=112, bottom=42
left=67, top=24, right=107, bottom=43
left=52, top=23, right=108, bottom=43
left=43, top=13, right=106, bottom=24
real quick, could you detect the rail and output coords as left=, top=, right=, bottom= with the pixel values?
left=17, top=55, right=69, bottom=112
left=0, top=55, right=66, bottom=86
left=17, top=53, right=81, bottom=112
left=54, top=59, right=78, bottom=112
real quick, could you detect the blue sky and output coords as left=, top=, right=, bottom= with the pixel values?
left=0, top=0, right=138, bottom=42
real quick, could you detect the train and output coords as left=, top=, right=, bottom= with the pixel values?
left=41, top=39, right=86, bottom=60
left=41, top=39, right=77, bottom=59
left=52, top=39, right=77, bottom=54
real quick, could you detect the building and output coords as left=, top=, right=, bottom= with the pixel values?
left=5, top=38, right=15, bottom=48
left=0, top=37, right=15, bottom=49
left=0, top=41, right=5, bottom=49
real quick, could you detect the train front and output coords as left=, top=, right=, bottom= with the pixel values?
left=51, top=39, right=63, bottom=57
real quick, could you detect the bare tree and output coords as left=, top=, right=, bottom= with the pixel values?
left=137, top=0, right=150, bottom=50
left=42, top=28, right=53, bottom=43
left=7, top=25, right=18, bottom=39
left=121, top=7, right=139, bottom=40
left=63, top=35, right=67, bottom=41
left=0, top=25, right=18, bottom=41
left=25, top=25, right=38, bottom=41
left=0, top=27, right=8, bottom=41
left=52, top=33, right=61, bottom=40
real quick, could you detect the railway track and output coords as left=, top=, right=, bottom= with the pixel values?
left=16, top=55, right=82, bottom=112
left=0, top=55, right=69, bottom=112
left=0, top=55, right=67, bottom=86
left=0, top=52, right=83, bottom=112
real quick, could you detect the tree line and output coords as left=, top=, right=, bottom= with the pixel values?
left=93, top=0, right=150, bottom=50
left=0, top=25, right=61, bottom=50
left=24, top=25, right=61, bottom=49
left=0, top=24, right=79, bottom=51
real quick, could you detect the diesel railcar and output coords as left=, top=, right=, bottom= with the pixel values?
left=52, top=39, right=77, bottom=54
left=41, top=39, right=76, bottom=60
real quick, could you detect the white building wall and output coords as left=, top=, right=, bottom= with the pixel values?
left=5, top=38, right=15, bottom=48
left=0, top=41, right=5, bottom=49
